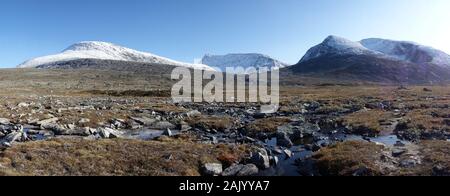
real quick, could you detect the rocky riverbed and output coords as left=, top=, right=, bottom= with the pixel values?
left=0, top=69, right=448, bottom=176
left=0, top=84, right=449, bottom=176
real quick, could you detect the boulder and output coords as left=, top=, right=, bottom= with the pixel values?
left=0, top=118, right=10, bottom=125
left=202, top=163, right=223, bottom=176
left=37, top=118, right=59, bottom=126
left=131, top=117, right=157, bottom=126
left=276, top=132, right=293, bottom=148
left=392, top=148, right=407, bottom=157
left=162, top=128, right=173, bottom=137
left=250, top=148, right=271, bottom=169
left=186, top=110, right=201, bottom=117
left=99, top=127, right=123, bottom=139
left=152, top=121, right=176, bottom=130
left=222, top=164, right=259, bottom=176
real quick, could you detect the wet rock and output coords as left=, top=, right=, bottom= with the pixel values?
left=202, top=163, right=223, bottom=176
left=250, top=148, right=271, bottom=169
left=276, top=132, right=293, bottom=148
left=270, top=156, right=279, bottom=166
left=222, top=164, right=259, bottom=176
left=283, top=149, right=293, bottom=159
left=162, top=128, right=173, bottom=137
left=292, top=123, right=320, bottom=140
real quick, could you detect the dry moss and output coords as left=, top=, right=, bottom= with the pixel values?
left=0, top=137, right=249, bottom=176
left=313, top=141, right=386, bottom=176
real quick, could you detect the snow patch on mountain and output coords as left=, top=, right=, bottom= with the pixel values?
left=18, top=41, right=214, bottom=70
left=201, top=53, right=288, bottom=73
left=360, top=38, right=450, bottom=67
left=299, top=35, right=380, bottom=63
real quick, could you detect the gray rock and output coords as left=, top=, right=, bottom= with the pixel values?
left=131, top=117, right=157, bottom=126
left=283, top=149, right=293, bottom=159
left=78, top=118, right=90, bottom=124
left=99, top=127, right=123, bottom=139
left=152, top=121, right=176, bottom=130
left=392, top=148, right=407, bottom=157
left=5, top=131, right=22, bottom=143
left=222, top=164, right=259, bottom=176
left=236, top=164, right=259, bottom=176
left=0, top=118, right=10, bottom=125
left=37, top=118, right=59, bottom=125
left=400, top=159, right=418, bottom=168
left=186, top=110, right=201, bottom=117
left=203, top=163, right=223, bottom=176
left=276, top=132, right=293, bottom=148
left=18, top=102, right=30, bottom=108
left=251, top=148, right=271, bottom=169
left=162, top=128, right=173, bottom=137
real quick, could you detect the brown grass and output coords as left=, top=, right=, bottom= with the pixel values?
left=341, top=110, right=393, bottom=136
left=313, top=141, right=385, bottom=176
left=245, top=117, right=292, bottom=137
left=0, top=137, right=249, bottom=176
left=186, top=115, right=234, bottom=132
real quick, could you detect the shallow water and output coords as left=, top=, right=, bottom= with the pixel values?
left=121, top=129, right=179, bottom=140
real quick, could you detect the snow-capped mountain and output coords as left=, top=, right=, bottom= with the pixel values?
left=18, top=41, right=214, bottom=70
left=201, top=53, right=288, bottom=72
left=360, top=38, right=450, bottom=68
left=299, top=35, right=381, bottom=63
left=289, top=35, right=450, bottom=83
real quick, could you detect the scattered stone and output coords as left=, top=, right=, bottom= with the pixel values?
left=202, top=163, right=223, bottom=176
left=423, top=88, right=432, bottom=92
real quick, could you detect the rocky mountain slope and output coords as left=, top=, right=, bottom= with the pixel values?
left=288, top=36, right=450, bottom=84
left=201, top=53, right=288, bottom=72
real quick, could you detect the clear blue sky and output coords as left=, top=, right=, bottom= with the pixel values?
left=0, top=0, right=449, bottom=67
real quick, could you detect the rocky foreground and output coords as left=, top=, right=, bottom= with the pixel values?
left=0, top=68, right=449, bottom=176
